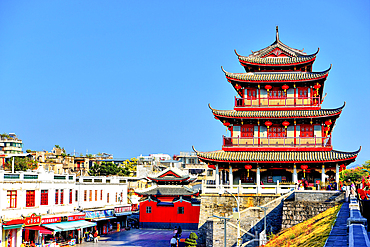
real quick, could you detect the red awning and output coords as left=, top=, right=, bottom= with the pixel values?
left=24, top=226, right=53, bottom=235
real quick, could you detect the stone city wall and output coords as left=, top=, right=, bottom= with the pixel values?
left=198, top=193, right=289, bottom=247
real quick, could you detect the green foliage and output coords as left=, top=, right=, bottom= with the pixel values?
left=26, top=149, right=32, bottom=153
left=184, top=232, right=198, bottom=247
left=1, top=133, right=10, bottom=138
left=118, top=158, right=137, bottom=176
left=340, top=160, right=370, bottom=183
left=88, top=158, right=137, bottom=177
left=4, top=157, right=37, bottom=171
left=55, top=144, right=61, bottom=149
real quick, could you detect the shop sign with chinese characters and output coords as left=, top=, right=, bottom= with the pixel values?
left=41, top=217, right=61, bottom=224
left=115, top=206, right=131, bottom=213
left=24, top=213, right=41, bottom=226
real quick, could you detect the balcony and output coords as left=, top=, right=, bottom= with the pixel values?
left=235, top=96, right=321, bottom=110
left=223, top=135, right=332, bottom=151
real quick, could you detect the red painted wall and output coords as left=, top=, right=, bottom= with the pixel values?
left=139, top=198, right=200, bottom=224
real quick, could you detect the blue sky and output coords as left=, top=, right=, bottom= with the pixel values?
left=0, top=1, right=369, bottom=165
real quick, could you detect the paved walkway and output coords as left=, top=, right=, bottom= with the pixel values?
left=324, top=202, right=349, bottom=247
left=79, top=229, right=196, bottom=247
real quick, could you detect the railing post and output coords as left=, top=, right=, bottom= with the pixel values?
left=276, top=180, right=280, bottom=194
left=239, top=180, right=242, bottom=195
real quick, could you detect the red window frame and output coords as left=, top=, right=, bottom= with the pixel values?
left=241, top=125, right=254, bottom=137
left=95, top=190, right=98, bottom=201
left=115, top=192, right=118, bottom=202
left=75, top=190, right=78, bottom=202
left=7, top=190, right=17, bottom=208
left=300, top=125, right=314, bottom=137
left=41, top=190, right=48, bottom=205
left=26, top=190, right=35, bottom=207
left=89, top=190, right=92, bottom=202
left=100, top=190, right=103, bottom=201
left=107, top=193, right=109, bottom=203
left=55, top=189, right=59, bottom=205
left=60, top=189, right=64, bottom=205
left=269, top=87, right=286, bottom=99
left=69, top=189, right=73, bottom=204
left=298, top=87, right=308, bottom=98
left=84, top=190, right=87, bottom=202
left=268, top=125, right=286, bottom=137
left=245, top=88, right=257, bottom=100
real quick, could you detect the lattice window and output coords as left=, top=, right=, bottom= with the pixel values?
left=89, top=190, right=92, bottom=201
left=178, top=207, right=184, bottom=214
left=268, top=126, right=286, bottom=137
left=41, top=190, right=48, bottom=205
left=298, top=87, right=308, bottom=97
left=246, top=88, right=257, bottom=99
left=60, top=189, right=64, bottom=205
left=107, top=193, right=110, bottom=203
left=300, top=125, right=314, bottom=137
left=241, top=125, right=254, bottom=137
left=269, top=87, right=286, bottom=98
left=7, top=190, right=17, bottom=208
left=75, top=190, right=78, bottom=202
left=55, top=189, right=59, bottom=205
left=26, top=190, right=35, bottom=207
left=69, top=189, right=73, bottom=204
left=100, top=190, right=103, bottom=201
left=95, top=190, right=98, bottom=201
left=146, top=206, right=152, bottom=213
left=84, top=190, right=87, bottom=202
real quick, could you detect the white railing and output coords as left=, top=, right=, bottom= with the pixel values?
left=202, top=180, right=295, bottom=195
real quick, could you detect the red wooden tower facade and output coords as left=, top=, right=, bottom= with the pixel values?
left=194, top=27, right=360, bottom=192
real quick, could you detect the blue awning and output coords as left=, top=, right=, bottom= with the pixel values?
left=43, top=220, right=96, bottom=232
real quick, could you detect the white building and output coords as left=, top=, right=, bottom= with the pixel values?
left=0, top=166, right=131, bottom=247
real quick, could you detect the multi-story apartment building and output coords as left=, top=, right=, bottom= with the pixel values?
left=175, top=152, right=208, bottom=180
left=0, top=133, right=23, bottom=155
left=0, top=166, right=131, bottom=247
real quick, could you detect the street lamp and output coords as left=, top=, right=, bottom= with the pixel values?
left=219, top=188, right=241, bottom=246
left=212, top=215, right=231, bottom=247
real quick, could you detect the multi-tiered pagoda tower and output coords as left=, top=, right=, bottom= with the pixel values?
left=194, top=27, right=360, bottom=190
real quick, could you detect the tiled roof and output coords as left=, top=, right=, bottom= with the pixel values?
left=222, top=67, right=330, bottom=82
left=252, top=41, right=307, bottom=58
left=194, top=149, right=360, bottom=163
left=237, top=50, right=318, bottom=65
left=209, top=103, right=345, bottom=119
left=135, top=185, right=198, bottom=196
left=148, top=176, right=190, bottom=181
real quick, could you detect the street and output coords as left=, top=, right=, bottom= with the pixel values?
left=79, top=229, right=197, bottom=247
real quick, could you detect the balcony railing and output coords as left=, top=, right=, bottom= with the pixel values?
left=235, top=96, right=321, bottom=108
left=223, top=136, right=331, bottom=148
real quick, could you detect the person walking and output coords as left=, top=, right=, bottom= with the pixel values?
left=93, top=231, right=99, bottom=243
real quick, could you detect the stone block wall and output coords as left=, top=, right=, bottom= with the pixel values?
left=295, top=191, right=344, bottom=202
left=281, top=201, right=336, bottom=229
left=198, top=194, right=279, bottom=246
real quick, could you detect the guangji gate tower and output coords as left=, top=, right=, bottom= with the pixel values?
left=194, top=27, right=360, bottom=192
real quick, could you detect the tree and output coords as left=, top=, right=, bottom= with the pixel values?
left=118, top=158, right=137, bottom=177
left=88, top=162, right=121, bottom=176
left=55, top=145, right=61, bottom=149
left=4, top=157, right=37, bottom=172
left=184, top=232, right=198, bottom=247
left=340, top=160, right=370, bottom=183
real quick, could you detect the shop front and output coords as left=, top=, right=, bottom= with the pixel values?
left=114, top=206, right=132, bottom=231
left=41, top=214, right=96, bottom=246
left=22, top=213, right=53, bottom=246
left=2, top=219, right=24, bottom=247
left=84, top=210, right=116, bottom=235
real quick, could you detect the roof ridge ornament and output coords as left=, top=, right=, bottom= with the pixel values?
left=276, top=26, right=279, bottom=42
